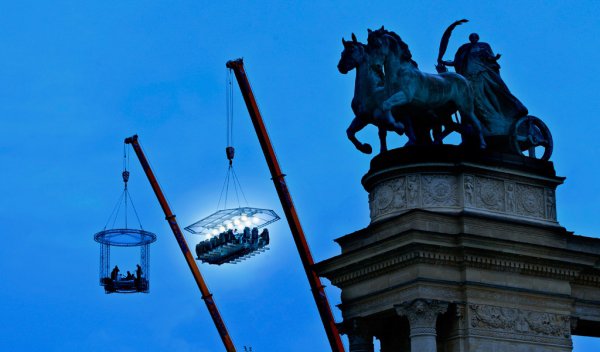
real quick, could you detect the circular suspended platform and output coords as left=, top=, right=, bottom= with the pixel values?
left=94, top=229, right=156, bottom=294
left=94, top=228, right=157, bottom=247
left=185, top=207, right=279, bottom=265
left=101, top=277, right=150, bottom=294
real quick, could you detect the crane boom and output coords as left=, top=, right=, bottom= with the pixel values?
left=225, top=58, right=346, bottom=352
left=124, top=135, right=237, bottom=352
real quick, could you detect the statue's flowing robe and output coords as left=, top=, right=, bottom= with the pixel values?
left=454, top=42, right=528, bottom=136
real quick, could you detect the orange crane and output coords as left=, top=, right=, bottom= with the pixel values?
left=226, top=58, right=346, bottom=352
left=125, top=135, right=237, bottom=352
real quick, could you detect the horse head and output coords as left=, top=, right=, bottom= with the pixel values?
left=338, top=33, right=366, bottom=74
left=367, top=27, right=418, bottom=68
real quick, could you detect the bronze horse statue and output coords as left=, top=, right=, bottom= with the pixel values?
left=337, top=33, right=405, bottom=154
left=367, top=27, right=486, bottom=148
left=338, top=31, right=462, bottom=153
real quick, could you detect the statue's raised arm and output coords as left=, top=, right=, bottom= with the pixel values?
left=450, top=32, right=528, bottom=137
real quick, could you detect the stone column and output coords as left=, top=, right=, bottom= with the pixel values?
left=395, top=299, right=448, bottom=352
left=346, top=318, right=374, bottom=352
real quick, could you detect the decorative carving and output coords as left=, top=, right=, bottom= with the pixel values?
left=422, top=175, right=458, bottom=207
left=475, top=177, right=505, bottom=211
left=369, top=177, right=408, bottom=220
left=407, top=175, right=420, bottom=207
left=516, top=184, right=544, bottom=218
left=525, top=311, right=570, bottom=337
left=391, top=177, right=406, bottom=208
left=376, top=184, right=394, bottom=210
left=368, top=192, right=374, bottom=218
left=545, top=188, right=556, bottom=221
left=469, top=304, right=570, bottom=338
left=455, top=304, right=468, bottom=330
left=505, top=182, right=516, bottom=213
left=464, top=175, right=475, bottom=207
left=396, top=299, right=449, bottom=335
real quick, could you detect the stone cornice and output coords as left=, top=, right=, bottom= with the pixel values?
left=319, top=241, right=600, bottom=288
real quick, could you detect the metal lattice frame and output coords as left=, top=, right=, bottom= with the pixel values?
left=141, top=244, right=149, bottom=290
left=185, top=207, right=280, bottom=236
left=95, top=229, right=155, bottom=294
left=100, top=243, right=110, bottom=285
left=94, top=228, right=157, bottom=247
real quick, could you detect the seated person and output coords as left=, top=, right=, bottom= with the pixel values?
left=110, top=265, right=120, bottom=281
left=260, top=228, right=270, bottom=245
left=251, top=227, right=259, bottom=245
left=226, top=229, right=235, bottom=243
left=242, top=227, right=251, bottom=243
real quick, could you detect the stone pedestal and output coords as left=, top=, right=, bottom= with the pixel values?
left=315, top=146, right=600, bottom=352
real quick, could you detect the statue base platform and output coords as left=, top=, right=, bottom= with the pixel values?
left=316, top=146, right=600, bottom=352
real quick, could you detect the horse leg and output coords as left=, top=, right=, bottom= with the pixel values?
left=439, top=119, right=460, bottom=141
left=378, top=126, right=388, bottom=153
left=347, top=116, right=373, bottom=154
left=432, top=124, right=443, bottom=144
left=432, top=114, right=450, bottom=144
left=380, top=92, right=409, bottom=133
left=374, top=108, right=405, bottom=139
left=402, top=115, right=417, bottom=146
left=458, top=107, right=486, bottom=148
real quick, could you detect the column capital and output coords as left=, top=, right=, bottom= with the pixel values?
left=395, top=299, right=449, bottom=335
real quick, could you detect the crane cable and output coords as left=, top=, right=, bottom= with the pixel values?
left=103, top=144, right=144, bottom=231
left=216, top=69, right=249, bottom=211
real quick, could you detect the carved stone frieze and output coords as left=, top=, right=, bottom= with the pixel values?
left=369, top=177, right=407, bottom=220
left=515, top=183, right=545, bottom=218
left=422, top=175, right=458, bottom=207
left=475, top=176, right=505, bottom=211
left=469, top=304, right=570, bottom=338
left=369, top=171, right=558, bottom=224
left=468, top=328, right=572, bottom=347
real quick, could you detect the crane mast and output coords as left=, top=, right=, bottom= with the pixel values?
left=226, top=58, right=346, bottom=352
left=124, top=135, right=237, bottom=352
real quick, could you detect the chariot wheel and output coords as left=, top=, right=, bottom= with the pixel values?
left=509, top=116, right=553, bottom=161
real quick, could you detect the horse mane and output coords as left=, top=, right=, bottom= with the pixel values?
left=372, top=28, right=418, bottom=68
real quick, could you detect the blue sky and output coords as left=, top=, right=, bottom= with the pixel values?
left=1, top=1, right=600, bottom=351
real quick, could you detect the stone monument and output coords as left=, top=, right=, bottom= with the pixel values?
left=318, top=23, right=600, bottom=351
